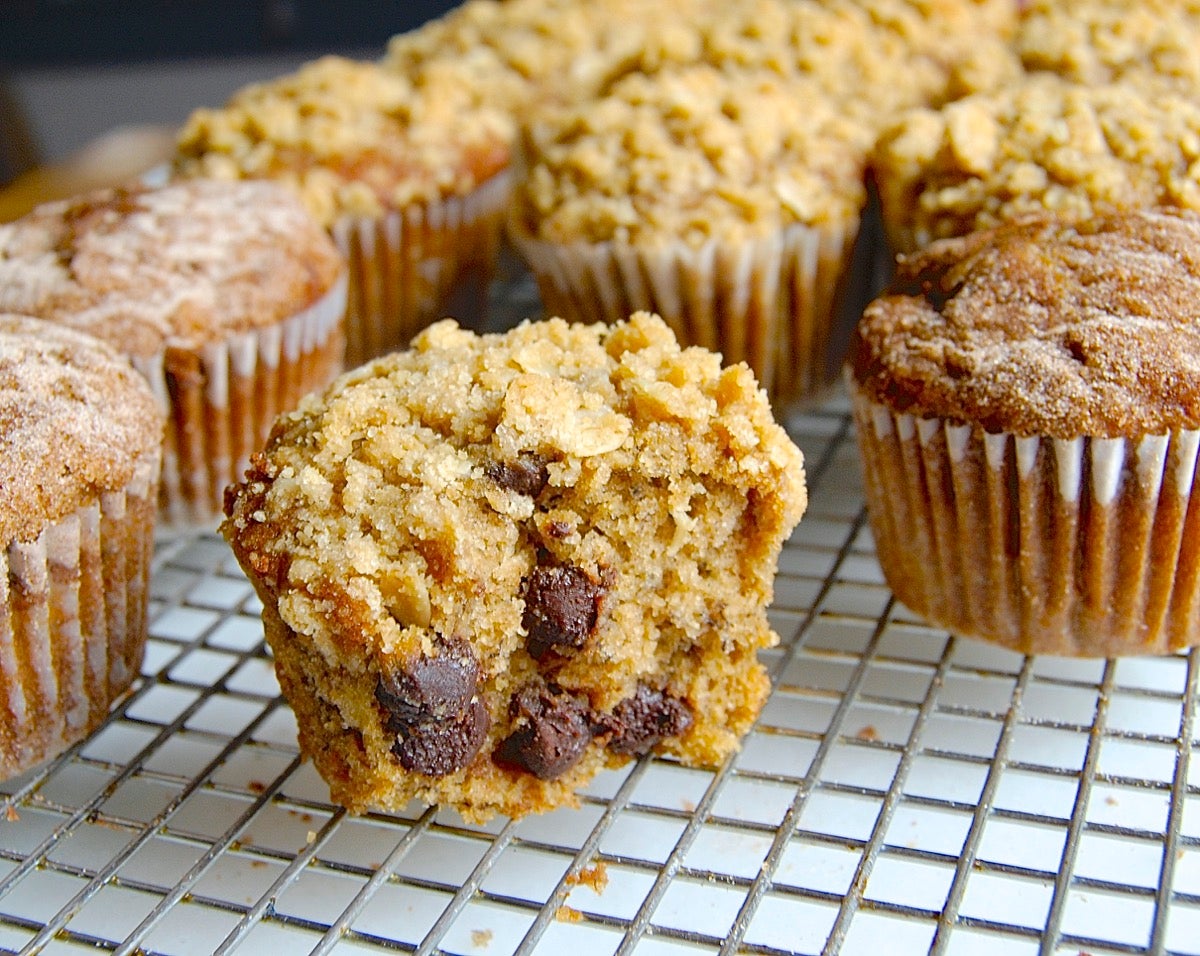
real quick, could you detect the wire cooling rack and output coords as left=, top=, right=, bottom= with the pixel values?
left=1, top=266, right=1199, bottom=956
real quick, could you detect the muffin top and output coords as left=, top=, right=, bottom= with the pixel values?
left=174, top=56, right=513, bottom=226
left=0, top=314, right=163, bottom=544
left=848, top=208, right=1200, bottom=438
left=384, top=0, right=697, bottom=112
left=511, top=65, right=869, bottom=247
left=0, top=178, right=344, bottom=358
left=224, top=311, right=806, bottom=671
left=872, top=73, right=1200, bottom=250
left=1016, top=0, right=1200, bottom=90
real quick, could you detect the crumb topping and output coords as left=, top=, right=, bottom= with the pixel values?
left=511, top=66, right=868, bottom=247
left=0, top=314, right=162, bottom=544
left=384, top=0, right=1018, bottom=132
left=873, top=73, right=1200, bottom=250
left=849, top=208, right=1200, bottom=437
left=1016, top=0, right=1200, bottom=90
left=0, top=179, right=344, bottom=356
left=174, top=56, right=513, bottom=225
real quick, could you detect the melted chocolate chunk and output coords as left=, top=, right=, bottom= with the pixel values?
left=375, top=637, right=479, bottom=726
left=375, top=637, right=489, bottom=776
left=522, top=562, right=604, bottom=659
left=486, top=453, right=549, bottom=496
left=392, top=696, right=490, bottom=776
left=594, top=684, right=693, bottom=756
left=495, top=683, right=592, bottom=780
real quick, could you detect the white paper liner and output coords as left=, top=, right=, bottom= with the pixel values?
left=510, top=214, right=862, bottom=409
left=850, top=379, right=1200, bottom=656
left=0, top=452, right=159, bottom=780
left=136, top=270, right=348, bottom=528
left=332, top=170, right=512, bottom=368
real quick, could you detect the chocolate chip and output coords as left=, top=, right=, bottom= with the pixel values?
left=375, top=637, right=479, bottom=725
left=522, top=562, right=604, bottom=659
left=390, top=696, right=490, bottom=776
left=486, top=452, right=549, bottom=496
left=375, top=637, right=490, bottom=776
left=593, top=684, right=693, bottom=756
left=495, top=683, right=592, bottom=780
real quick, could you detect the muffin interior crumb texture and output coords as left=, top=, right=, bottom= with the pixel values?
left=223, top=312, right=806, bottom=820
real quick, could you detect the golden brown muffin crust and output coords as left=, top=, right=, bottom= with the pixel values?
left=0, top=314, right=162, bottom=544
left=0, top=179, right=344, bottom=357
left=849, top=208, right=1200, bottom=437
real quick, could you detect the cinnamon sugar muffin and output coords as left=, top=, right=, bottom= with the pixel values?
left=0, top=315, right=162, bottom=779
left=0, top=178, right=346, bottom=526
left=872, top=72, right=1200, bottom=254
left=509, top=65, right=871, bottom=409
left=222, top=312, right=806, bottom=820
left=175, top=56, right=511, bottom=366
left=848, top=208, right=1200, bottom=656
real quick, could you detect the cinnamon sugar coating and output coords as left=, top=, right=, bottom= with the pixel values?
left=0, top=314, right=162, bottom=544
left=850, top=208, right=1200, bottom=438
left=0, top=179, right=344, bottom=357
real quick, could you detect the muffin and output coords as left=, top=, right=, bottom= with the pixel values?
left=174, top=56, right=512, bottom=367
left=508, top=65, right=871, bottom=409
left=0, top=315, right=163, bottom=779
left=222, top=312, right=806, bottom=820
left=0, top=178, right=346, bottom=527
left=848, top=208, right=1200, bottom=657
left=872, top=72, right=1200, bottom=255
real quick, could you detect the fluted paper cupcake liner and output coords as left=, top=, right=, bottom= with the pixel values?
left=850, top=380, right=1200, bottom=656
left=0, top=452, right=159, bottom=780
left=333, top=171, right=512, bottom=368
left=137, top=271, right=347, bottom=528
left=511, top=216, right=862, bottom=409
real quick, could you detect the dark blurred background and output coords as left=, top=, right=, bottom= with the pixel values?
left=0, top=0, right=461, bottom=188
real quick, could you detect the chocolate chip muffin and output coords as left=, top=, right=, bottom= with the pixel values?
left=222, top=311, right=806, bottom=820
left=848, top=208, right=1200, bottom=656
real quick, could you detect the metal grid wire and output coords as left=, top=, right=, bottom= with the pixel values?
left=1, top=271, right=1199, bottom=955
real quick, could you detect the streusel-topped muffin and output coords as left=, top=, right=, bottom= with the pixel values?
left=510, top=64, right=870, bottom=408
left=0, top=178, right=345, bottom=526
left=848, top=208, right=1200, bottom=656
left=175, top=56, right=511, bottom=365
left=223, top=311, right=806, bottom=820
left=0, top=314, right=162, bottom=779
